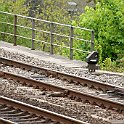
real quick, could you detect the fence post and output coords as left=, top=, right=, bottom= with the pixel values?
left=13, top=15, right=17, bottom=46
left=91, top=30, right=94, bottom=51
left=70, top=26, right=73, bottom=60
left=50, top=22, right=54, bottom=54
left=31, top=18, right=35, bottom=50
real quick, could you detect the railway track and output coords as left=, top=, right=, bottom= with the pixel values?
left=0, top=57, right=123, bottom=91
left=0, top=57, right=124, bottom=112
left=0, top=117, right=14, bottom=124
left=1, top=70, right=124, bottom=112
left=0, top=96, right=86, bottom=124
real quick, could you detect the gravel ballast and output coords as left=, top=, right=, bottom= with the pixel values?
left=1, top=64, right=124, bottom=104
left=0, top=46, right=124, bottom=124
left=1, top=77, right=124, bottom=124
left=0, top=48, right=124, bottom=87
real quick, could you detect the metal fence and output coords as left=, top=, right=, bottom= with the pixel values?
left=0, top=11, right=94, bottom=60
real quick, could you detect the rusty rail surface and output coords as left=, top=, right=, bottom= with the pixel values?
left=1, top=70, right=124, bottom=112
left=0, top=96, right=87, bottom=124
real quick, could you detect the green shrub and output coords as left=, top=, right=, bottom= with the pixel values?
left=73, top=0, right=124, bottom=72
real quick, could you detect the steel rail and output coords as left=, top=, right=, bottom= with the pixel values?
left=0, top=117, right=15, bottom=124
left=0, top=96, right=87, bottom=124
left=0, top=57, right=120, bottom=91
left=1, top=70, right=124, bottom=112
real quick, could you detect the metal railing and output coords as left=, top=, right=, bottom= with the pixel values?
left=0, top=11, right=94, bottom=60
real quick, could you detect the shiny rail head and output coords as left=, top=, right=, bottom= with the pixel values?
left=0, top=96, right=88, bottom=124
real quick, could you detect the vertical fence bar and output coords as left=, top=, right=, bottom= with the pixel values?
left=70, top=26, right=73, bottom=60
left=91, top=30, right=94, bottom=51
left=13, top=14, right=17, bottom=46
left=50, top=22, right=54, bottom=54
left=31, top=18, right=35, bottom=50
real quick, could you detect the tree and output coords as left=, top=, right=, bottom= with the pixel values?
left=0, top=0, right=27, bottom=15
left=73, top=0, right=124, bottom=64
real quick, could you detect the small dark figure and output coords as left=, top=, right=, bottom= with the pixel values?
left=86, top=51, right=98, bottom=72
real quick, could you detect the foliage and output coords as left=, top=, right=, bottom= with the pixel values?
left=102, top=58, right=124, bottom=72
left=73, top=0, right=124, bottom=71
left=102, top=58, right=112, bottom=70
left=0, top=0, right=28, bottom=14
left=23, top=0, right=77, bottom=23
left=0, top=0, right=31, bottom=47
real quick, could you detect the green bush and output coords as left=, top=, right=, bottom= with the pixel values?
left=73, top=0, right=124, bottom=72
